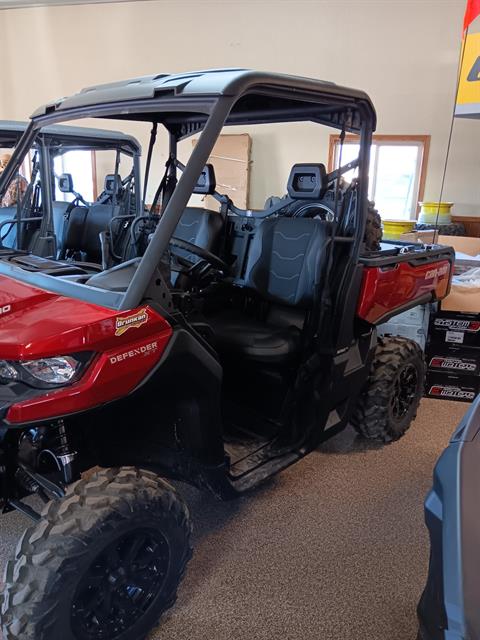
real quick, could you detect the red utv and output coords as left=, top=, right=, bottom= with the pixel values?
left=0, top=69, right=454, bottom=640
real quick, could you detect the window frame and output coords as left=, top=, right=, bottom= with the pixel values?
left=328, top=134, right=430, bottom=219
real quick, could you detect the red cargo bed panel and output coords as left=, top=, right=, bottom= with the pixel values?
left=357, top=259, right=452, bottom=324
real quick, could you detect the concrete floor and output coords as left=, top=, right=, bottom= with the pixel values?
left=0, top=398, right=468, bottom=640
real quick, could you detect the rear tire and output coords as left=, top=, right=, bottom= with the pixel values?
left=351, top=336, right=425, bottom=442
left=415, top=221, right=466, bottom=236
left=1, top=467, right=192, bottom=640
left=364, top=202, right=382, bottom=251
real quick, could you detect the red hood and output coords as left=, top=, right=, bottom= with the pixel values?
left=0, top=275, right=168, bottom=360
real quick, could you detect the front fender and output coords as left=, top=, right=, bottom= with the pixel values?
left=418, top=396, right=480, bottom=639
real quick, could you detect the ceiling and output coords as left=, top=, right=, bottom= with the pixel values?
left=0, top=0, right=155, bottom=8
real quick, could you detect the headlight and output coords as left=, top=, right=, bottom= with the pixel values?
left=21, top=356, right=80, bottom=385
left=0, top=361, right=18, bottom=381
left=0, top=353, right=92, bottom=389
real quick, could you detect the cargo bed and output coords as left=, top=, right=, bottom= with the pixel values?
left=358, top=241, right=455, bottom=325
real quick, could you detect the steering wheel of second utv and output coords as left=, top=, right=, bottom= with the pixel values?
left=169, top=236, right=229, bottom=273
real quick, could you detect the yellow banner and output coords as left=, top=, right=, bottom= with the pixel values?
left=456, top=20, right=480, bottom=117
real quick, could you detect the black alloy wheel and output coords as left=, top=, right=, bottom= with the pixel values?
left=71, top=528, right=171, bottom=639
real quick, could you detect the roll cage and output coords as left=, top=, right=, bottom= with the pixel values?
left=0, top=120, right=141, bottom=241
left=0, top=69, right=376, bottom=319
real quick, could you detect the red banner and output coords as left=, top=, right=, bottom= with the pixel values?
left=464, top=0, right=480, bottom=32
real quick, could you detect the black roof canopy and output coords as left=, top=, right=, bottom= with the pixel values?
left=31, top=69, right=377, bottom=134
left=0, top=120, right=141, bottom=155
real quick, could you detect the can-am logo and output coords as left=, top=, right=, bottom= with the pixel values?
left=434, top=318, right=480, bottom=332
left=110, top=341, right=158, bottom=364
left=115, top=308, right=149, bottom=336
left=0, top=304, right=11, bottom=316
left=429, top=357, right=476, bottom=372
left=429, top=385, right=476, bottom=400
left=425, top=265, right=449, bottom=280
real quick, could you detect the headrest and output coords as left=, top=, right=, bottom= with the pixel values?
left=58, top=173, right=74, bottom=193
left=193, top=164, right=216, bottom=195
left=287, top=163, right=328, bottom=200
left=104, top=173, right=122, bottom=195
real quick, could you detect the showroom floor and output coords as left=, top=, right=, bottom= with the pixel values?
left=0, top=398, right=468, bottom=640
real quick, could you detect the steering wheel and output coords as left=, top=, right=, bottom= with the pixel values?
left=290, top=202, right=335, bottom=220
left=169, top=237, right=229, bottom=273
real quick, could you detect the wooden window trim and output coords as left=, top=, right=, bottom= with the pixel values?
left=327, top=134, right=431, bottom=218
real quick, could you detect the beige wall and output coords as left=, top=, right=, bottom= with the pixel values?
left=0, top=0, right=478, bottom=213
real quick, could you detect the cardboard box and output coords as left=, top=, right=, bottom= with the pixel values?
left=425, top=370, right=479, bottom=402
left=192, top=134, right=251, bottom=208
left=439, top=235, right=480, bottom=276
left=429, top=311, right=480, bottom=348
left=441, top=286, right=480, bottom=313
left=434, top=235, right=480, bottom=312
left=438, top=235, right=480, bottom=256
left=425, top=345, right=480, bottom=376
left=400, top=230, right=436, bottom=244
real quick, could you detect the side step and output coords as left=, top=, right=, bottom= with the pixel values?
left=223, top=413, right=302, bottom=493
left=229, top=450, right=301, bottom=493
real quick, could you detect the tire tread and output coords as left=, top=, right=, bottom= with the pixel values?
left=351, top=336, right=425, bottom=442
left=1, top=466, right=192, bottom=640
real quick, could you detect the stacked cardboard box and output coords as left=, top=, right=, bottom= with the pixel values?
left=425, top=311, right=480, bottom=402
left=423, top=235, right=480, bottom=402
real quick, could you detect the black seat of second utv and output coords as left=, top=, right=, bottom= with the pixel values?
left=171, top=206, right=224, bottom=285
left=170, top=164, right=225, bottom=286
left=59, top=174, right=122, bottom=264
left=60, top=203, right=120, bottom=263
left=208, top=216, right=332, bottom=363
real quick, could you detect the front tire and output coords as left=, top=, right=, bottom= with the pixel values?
left=1, top=467, right=192, bottom=640
left=351, top=336, right=425, bottom=442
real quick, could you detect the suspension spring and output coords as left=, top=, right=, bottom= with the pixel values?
left=41, top=420, right=79, bottom=485
left=50, top=420, right=71, bottom=456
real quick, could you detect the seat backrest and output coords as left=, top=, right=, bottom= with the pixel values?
left=62, top=204, right=120, bottom=263
left=61, top=206, right=89, bottom=254
left=81, top=203, right=120, bottom=263
left=174, top=207, right=224, bottom=253
left=170, top=207, right=224, bottom=286
left=244, top=217, right=332, bottom=308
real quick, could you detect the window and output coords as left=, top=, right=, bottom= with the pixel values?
left=328, top=135, right=430, bottom=220
left=53, top=150, right=96, bottom=202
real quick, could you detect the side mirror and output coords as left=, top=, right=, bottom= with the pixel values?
left=193, top=164, right=216, bottom=195
left=58, top=173, right=74, bottom=193
left=287, top=164, right=328, bottom=200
